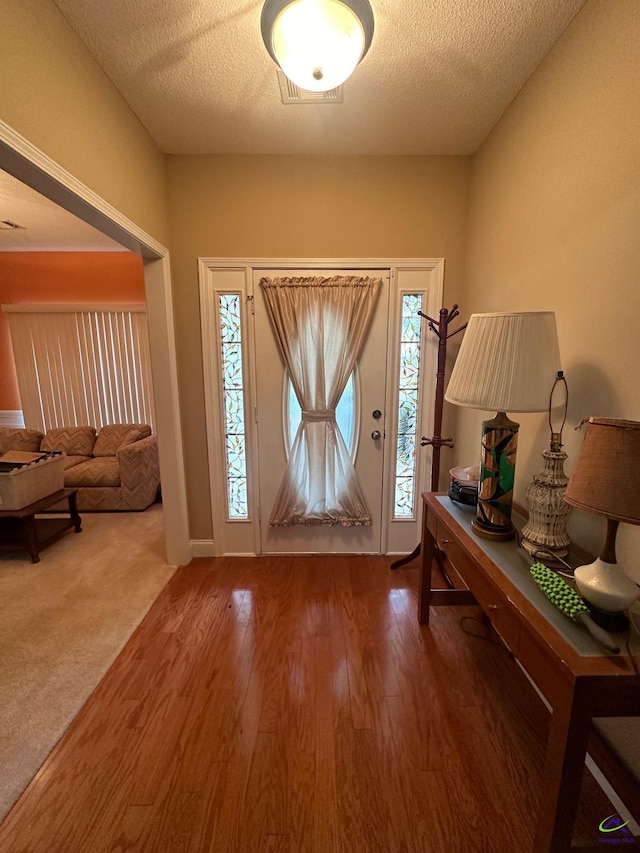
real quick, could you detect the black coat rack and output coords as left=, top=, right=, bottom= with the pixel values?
left=390, top=305, right=466, bottom=571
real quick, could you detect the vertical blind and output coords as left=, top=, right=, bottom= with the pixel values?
left=3, top=305, right=155, bottom=432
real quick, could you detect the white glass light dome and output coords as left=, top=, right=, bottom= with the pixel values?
left=262, top=0, right=374, bottom=93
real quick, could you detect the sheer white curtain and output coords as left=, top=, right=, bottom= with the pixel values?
left=260, top=275, right=381, bottom=527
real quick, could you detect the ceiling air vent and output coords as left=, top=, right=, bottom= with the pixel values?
left=0, top=220, right=25, bottom=230
left=276, top=69, right=343, bottom=104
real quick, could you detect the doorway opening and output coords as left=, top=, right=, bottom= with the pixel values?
left=0, top=124, right=190, bottom=564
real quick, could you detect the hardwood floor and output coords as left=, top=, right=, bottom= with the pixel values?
left=0, top=555, right=612, bottom=852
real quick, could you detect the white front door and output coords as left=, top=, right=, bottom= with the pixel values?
left=199, top=257, right=444, bottom=558
left=254, top=268, right=390, bottom=554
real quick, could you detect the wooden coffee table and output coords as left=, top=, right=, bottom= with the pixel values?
left=0, top=488, right=81, bottom=563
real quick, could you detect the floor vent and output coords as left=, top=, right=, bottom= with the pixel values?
left=277, top=69, right=343, bottom=104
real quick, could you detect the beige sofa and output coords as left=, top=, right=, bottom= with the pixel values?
left=0, top=424, right=160, bottom=511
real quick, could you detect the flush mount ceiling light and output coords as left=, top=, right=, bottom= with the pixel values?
left=261, top=0, right=374, bottom=93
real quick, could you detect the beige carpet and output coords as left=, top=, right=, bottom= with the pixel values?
left=0, top=504, right=176, bottom=821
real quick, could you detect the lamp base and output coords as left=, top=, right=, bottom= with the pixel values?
left=472, top=517, right=515, bottom=541
left=574, top=557, right=640, bottom=614
left=521, top=448, right=571, bottom=559
left=474, top=411, right=518, bottom=540
left=584, top=602, right=630, bottom=633
left=520, top=539, right=569, bottom=564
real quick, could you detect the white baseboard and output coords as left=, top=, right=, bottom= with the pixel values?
left=222, top=552, right=257, bottom=557
left=0, top=410, right=25, bottom=428
left=189, top=540, right=257, bottom=558
left=191, top=539, right=216, bottom=558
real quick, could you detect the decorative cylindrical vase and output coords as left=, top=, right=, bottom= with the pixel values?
left=521, top=449, right=571, bottom=559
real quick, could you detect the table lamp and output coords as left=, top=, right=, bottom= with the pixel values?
left=445, top=311, right=561, bottom=541
left=520, top=371, right=572, bottom=562
left=564, top=417, right=640, bottom=616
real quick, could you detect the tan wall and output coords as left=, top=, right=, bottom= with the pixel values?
left=0, top=1, right=169, bottom=246
left=166, top=154, right=471, bottom=537
left=461, top=0, right=640, bottom=576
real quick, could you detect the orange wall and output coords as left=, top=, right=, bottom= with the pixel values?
left=0, top=252, right=145, bottom=410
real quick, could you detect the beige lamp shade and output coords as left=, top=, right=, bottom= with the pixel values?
left=445, top=311, right=562, bottom=413
left=564, top=418, right=640, bottom=524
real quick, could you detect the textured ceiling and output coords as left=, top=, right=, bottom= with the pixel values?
left=52, top=0, right=587, bottom=156
left=1, top=0, right=587, bottom=249
left=0, top=170, right=125, bottom=252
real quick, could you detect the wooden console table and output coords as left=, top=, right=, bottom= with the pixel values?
left=0, top=488, right=81, bottom=563
left=419, top=492, right=640, bottom=853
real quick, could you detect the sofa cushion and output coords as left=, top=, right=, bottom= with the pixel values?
left=65, top=457, right=121, bottom=488
left=0, top=427, right=44, bottom=455
left=62, top=454, right=91, bottom=470
left=41, top=427, right=97, bottom=457
left=93, top=424, right=149, bottom=457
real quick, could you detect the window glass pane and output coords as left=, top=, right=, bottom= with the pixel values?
left=399, top=342, right=420, bottom=385
left=287, top=372, right=356, bottom=456
left=287, top=382, right=300, bottom=450
left=394, top=477, right=415, bottom=517
left=395, top=433, right=416, bottom=477
left=336, top=376, right=355, bottom=452
left=221, top=344, right=243, bottom=389
left=224, top=389, right=245, bottom=434
left=218, top=294, right=248, bottom=519
left=402, top=295, right=423, bottom=340
left=394, top=294, right=423, bottom=519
